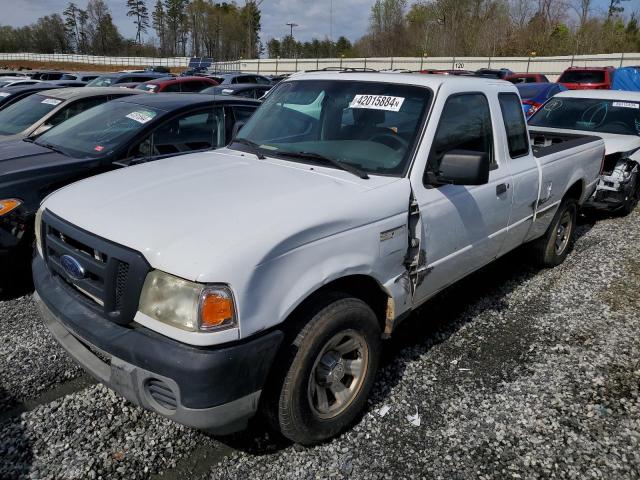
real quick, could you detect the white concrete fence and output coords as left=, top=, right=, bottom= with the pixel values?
left=212, top=52, right=640, bottom=81
left=1, top=52, right=638, bottom=80
left=0, top=52, right=190, bottom=68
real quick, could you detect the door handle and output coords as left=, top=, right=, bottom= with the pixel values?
left=496, top=183, right=509, bottom=195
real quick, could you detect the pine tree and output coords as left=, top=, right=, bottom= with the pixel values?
left=152, top=0, right=166, bottom=54
left=63, top=2, right=81, bottom=52
left=127, top=0, right=150, bottom=45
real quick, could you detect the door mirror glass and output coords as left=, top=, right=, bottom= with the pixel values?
left=436, top=149, right=490, bottom=185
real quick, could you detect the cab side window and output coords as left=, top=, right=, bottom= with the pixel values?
left=498, top=93, right=529, bottom=158
left=426, top=93, right=494, bottom=181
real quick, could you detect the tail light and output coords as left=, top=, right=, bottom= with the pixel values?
left=523, top=100, right=543, bottom=116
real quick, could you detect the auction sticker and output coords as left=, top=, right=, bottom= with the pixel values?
left=0, top=92, right=10, bottom=97
left=126, top=110, right=156, bottom=124
left=612, top=101, right=639, bottom=109
left=41, top=98, right=62, bottom=106
left=349, top=94, right=405, bottom=112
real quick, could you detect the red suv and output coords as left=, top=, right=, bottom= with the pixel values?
left=557, top=67, right=615, bottom=90
left=135, top=76, right=218, bottom=93
left=505, top=73, right=549, bottom=84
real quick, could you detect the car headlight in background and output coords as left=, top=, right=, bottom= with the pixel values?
left=139, top=270, right=237, bottom=332
left=0, top=198, right=22, bottom=217
left=34, top=206, right=44, bottom=257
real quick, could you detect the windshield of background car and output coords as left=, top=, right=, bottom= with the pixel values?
left=558, top=70, right=605, bottom=83
left=233, top=80, right=432, bottom=176
left=35, top=101, right=163, bottom=158
left=87, top=76, right=118, bottom=87
left=0, top=94, right=61, bottom=135
left=529, top=97, right=640, bottom=136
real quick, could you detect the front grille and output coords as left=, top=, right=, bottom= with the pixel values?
left=115, top=262, right=130, bottom=310
left=146, top=378, right=178, bottom=411
left=41, top=210, right=150, bottom=325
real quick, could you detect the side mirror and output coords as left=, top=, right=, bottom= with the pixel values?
left=436, top=150, right=490, bottom=186
left=231, top=121, right=246, bottom=140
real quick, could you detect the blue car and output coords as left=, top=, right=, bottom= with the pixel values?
left=517, top=82, right=567, bottom=117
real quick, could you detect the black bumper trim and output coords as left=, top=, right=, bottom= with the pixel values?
left=33, top=255, right=283, bottom=410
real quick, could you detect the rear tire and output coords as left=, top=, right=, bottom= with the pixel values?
left=264, top=293, right=381, bottom=445
left=530, top=198, right=577, bottom=268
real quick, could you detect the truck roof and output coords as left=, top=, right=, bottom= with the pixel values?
left=286, top=71, right=515, bottom=90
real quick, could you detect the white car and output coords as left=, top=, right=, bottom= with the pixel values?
left=529, top=89, right=640, bottom=214
left=33, top=72, right=604, bottom=444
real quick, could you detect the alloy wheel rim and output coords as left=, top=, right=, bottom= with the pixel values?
left=308, top=330, right=369, bottom=419
left=555, top=211, right=573, bottom=255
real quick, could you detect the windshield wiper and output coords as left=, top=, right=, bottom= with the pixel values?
left=276, top=150, right=370, bottom=180
left=232, top=138, right=266, bottom=160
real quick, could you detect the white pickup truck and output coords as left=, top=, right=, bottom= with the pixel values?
left=33, top=72, right=604, bottom=445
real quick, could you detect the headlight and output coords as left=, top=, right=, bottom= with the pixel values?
left=34, top=206, right=44, bottom=257
left=138, top=270, right=237, bottom=332
left=0, top=198, right=22, bottom=217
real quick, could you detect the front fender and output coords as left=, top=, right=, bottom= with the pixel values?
left=236, top=211, right=411, bottom=338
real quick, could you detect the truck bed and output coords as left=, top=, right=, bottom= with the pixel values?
left=529, top=130, right=603, bottom=158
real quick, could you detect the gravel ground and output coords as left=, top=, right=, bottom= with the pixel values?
left=0, top=295, right=82, bottom=413
left=1, top=209, right=639, bottom=479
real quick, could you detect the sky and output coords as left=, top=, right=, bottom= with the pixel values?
left=2, top=0, right=639, bottom=46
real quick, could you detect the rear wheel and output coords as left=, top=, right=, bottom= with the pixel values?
left=264, top=293, right=381, bottom=445
left=530, top=198, right=577, bottom=267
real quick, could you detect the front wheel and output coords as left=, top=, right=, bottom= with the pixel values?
left=530, top=198, right=577, bottom=268
left=264, top=293, right=381, bottom=445
left=620, top=170, right=640, bottom=216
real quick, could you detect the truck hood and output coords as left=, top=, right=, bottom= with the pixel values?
left=530, top=127, right=640, bottom=156
left=44, top=149, right=409, bottom=282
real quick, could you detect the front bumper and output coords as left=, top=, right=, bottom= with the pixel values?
left=33, top=255, right=283, bottom=434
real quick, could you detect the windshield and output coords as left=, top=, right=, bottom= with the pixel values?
left=529, top=97, right=640, bottom=136
left=0, top=94, right=61, bottom=135
left=232, top=80, right=432, bottom=176
left=35, top=101, right=163, bottom=158
left=558, top=70, right=605, bottom=84
left=87, top=76, right=118, bottom=87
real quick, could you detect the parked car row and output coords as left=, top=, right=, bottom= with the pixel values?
left=0, top=70, right=637, bottom=449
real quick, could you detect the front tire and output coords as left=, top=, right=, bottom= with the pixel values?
left=265, top=293, right=381, bottom=445
left=530, top=198, right=577, bottom=268
left=620, top=170, right=639, bottom=216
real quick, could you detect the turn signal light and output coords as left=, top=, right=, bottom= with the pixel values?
left=199, top=289, right=235, bottom=330
left=0, top=199, right=22, bottom=217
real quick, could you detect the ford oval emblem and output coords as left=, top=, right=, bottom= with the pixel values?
left=60, top=255, right=86, bottom=280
